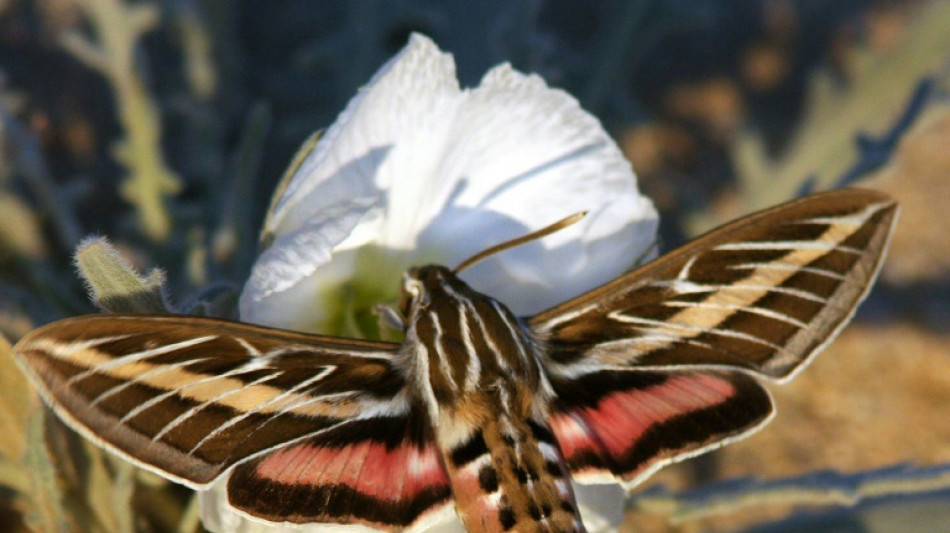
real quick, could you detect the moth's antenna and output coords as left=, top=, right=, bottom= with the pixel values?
left=454, top=211, right=588, bottom=273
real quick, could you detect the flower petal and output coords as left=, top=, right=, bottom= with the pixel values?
left=240, top=36, right=461, bottom=330
left=264, top=34, right=465, bottom=248
left=573, top=482, right=626, bottom=532
left=241, top=195, right=379, bottom=329
left=243, top=33, right=656, bottom=329
left=413, top=62, right=657, bottom=313
left=242, top=35, right=468, bottom=329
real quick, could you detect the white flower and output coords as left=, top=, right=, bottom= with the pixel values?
left=239, top=33, right=656, bottom=336
left=204, top=33, right=657, bottom=533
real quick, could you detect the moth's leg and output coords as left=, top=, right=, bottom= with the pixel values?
left=374, top=304, right=406, bottom=332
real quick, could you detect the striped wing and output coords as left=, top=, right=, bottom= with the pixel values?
left=530, top=188, right=897, bottom=485
left=14, top=315, right=454, bottom=530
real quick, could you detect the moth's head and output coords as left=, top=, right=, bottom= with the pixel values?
left=399, top=265, right=456, bottom=319
left=398, top=213, right=588, bottom=320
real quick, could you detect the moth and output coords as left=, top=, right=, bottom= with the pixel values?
left=14, top=188, right=896, bottom=533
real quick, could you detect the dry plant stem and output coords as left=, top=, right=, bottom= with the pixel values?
left=23, top=414, right=70, bottom=533
left=61, top=0, right=181, bottom=242
left=0, top=333, right=34, bottom=494
left=724, top=1, right=950, bottom=220
left=111, top=460, right=136, bottom=533
left=177, top=493, right=202, bottom=533
left=0, top=333, right=36, bottom=454
left=211, top=103, right=271, bottom=278
left=0, top=192, right=46, bottom=260
left=81, top=442, right=123, bottom=533
left=175, top=0, right=216, bottom=100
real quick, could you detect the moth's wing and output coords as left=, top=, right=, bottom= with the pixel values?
left=546, top=369, right=773, bottom=487
left=14, top=314, right=454, bottom=530
left=227, top=410, right=454, bottom=532
left=532, top=189, right=897, bottom=379
left=529, top=189, right=897, bottom=486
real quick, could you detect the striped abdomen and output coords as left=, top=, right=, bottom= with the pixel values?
left=441, top=397, right=583, bottom=533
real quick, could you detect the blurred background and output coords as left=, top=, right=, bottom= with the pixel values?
left=0, top=1, right=948, bottom=532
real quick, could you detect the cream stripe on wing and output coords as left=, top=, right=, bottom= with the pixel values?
left=607, top=312, right=787, bottom=352
left=186, top=367, right=335, bottom=453
left=150, top=372, right=285, bottom=442
left=27, top=337, right=357, bottom=418
left=90, top=357, right=211, bottom=407
left=118, top=357, right=291, bottom=423
left=713, top=241, right=862, bottom=254
left=662, top=300, right=808, bottom=328
left=649, top=279, right=830, bottom=303
left=728, top=261, right=847, bottom=281
left=605, top=224, right=849, bottom=358
left=594, top=201, right=889, bottom=371
left=64, top=335, right=216, bottom=384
